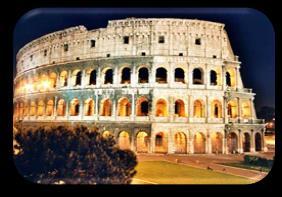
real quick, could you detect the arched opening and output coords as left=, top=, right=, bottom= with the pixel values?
left=118, top=98, right=131, bottom=116
left=100, top=99, right=112, bottom=116
left=46, top=99, right=54, bottom=116
left=175, top=68, right=185, bottom=83
left=57, top=99, right=66, bottom=116
left=89, top=70, right=96, bottom=85
left=155, top=132, right=168, bottom=153
left=227, top=132, right=238, bottom=154
left=156, top=99, right=168, bottom=117
left=138, top=67, right=149, bottom=83
left=118, top=131, right=130, bottom=150
left=175, top=99, right=185, bottom=117
left=226, top=72, right=231, bottom=87
left=75, top=71, right=82, bottom=86
left=84, top=98, right=94, bottom=116
left=255, top=133, right=262, bottom=151
left=194, top=132, right=206, bottom=154
left=136, top=131, right=149, bottom=153
left=243, top=133, right=251, bottom=152
left=211, top=132, right=223, bottom=154
left=136, top=97, right=149, bottom=116
left=156, top=67, right=167, bottom=83
left=227, top=100, right=238, bottom=118
left=70, top=98, right=80, bottom=116
left=104, top=69, right=113, bottom=84
left=60, top=71, right=68, bottom=87
left=29, top=101, right=36, bottom=116
left=211, top=100, right=222, bottom=118
left=193, top=68, right=204, bottom=84
left=49, top=72, right=57, bottom=88
left=174, top=132, right=187, bottom=154
left=37, top=100, right=45, bottom=116
left=210, top=70, right=217, bottom=85
left=193, top=100, right=204, bottom=118
left=121, top=67, right=131, bottom=84
left=242, top=101, right=251, bottom=118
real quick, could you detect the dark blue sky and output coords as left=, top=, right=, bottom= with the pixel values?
left=13, top=8, right=275, bottom=111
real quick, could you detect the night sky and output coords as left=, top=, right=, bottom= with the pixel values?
left=13, top=8, right=275, bottom=111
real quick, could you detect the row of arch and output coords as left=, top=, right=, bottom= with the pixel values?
left=105, top=130, right=263, bottom=154
left=14, top=97, right=252, bottom=119
left=15, top=66, right=236, bottom=95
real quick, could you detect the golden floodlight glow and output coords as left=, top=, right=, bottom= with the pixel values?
left=41, top=80, right=50, bottom=90
left=25, top=83, right=33, bottom=92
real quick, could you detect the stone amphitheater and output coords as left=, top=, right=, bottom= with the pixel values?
left=13, top=17, right=266, bottom=154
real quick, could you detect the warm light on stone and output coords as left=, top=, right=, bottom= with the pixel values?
left=13, top=18, right=266, bottom=154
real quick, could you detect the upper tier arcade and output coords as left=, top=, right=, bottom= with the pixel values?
left=16, top=18, right=237, bottom=75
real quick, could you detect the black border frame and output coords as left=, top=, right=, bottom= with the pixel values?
left=0, top=0, right=280, bottom=195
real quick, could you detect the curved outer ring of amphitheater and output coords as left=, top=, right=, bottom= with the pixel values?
left=13, top=18, right=266, bottom=156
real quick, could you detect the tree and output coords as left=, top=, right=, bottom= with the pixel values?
left=14, top=126, right=137, bottom=184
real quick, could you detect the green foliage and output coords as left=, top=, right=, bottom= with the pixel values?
left=243, top=155, right=273, bottom=168
left=14, top=126, right=137, bottom=184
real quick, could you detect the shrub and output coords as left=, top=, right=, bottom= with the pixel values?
left=243, top=155, right=273, bottom=168
left=14, top=126, right=137, bottom=184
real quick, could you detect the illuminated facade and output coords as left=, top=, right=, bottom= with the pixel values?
left=13, top=18, right=267, bottom=154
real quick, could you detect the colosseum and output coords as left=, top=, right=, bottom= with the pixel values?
left=13, top=17, right=267, bottom=154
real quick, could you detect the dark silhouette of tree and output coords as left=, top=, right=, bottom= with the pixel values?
left=14, top=126, right=137, bottom=184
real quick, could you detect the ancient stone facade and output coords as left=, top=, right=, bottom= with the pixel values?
left=13, top=18, right=266, bottom=154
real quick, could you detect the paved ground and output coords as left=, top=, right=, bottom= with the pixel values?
left=136, top=152, right=274, bottom=182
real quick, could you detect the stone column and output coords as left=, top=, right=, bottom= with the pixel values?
left=188, top=69, right=193, bottom=88
left=168, top=61, right=173, bottom=87
left=148, top=61, right=153, bottom=85
left=97, top=67, right=101, bottom=87
left=262, top=128, right=268, bottom=152
left=189, top=96, right=193, bottom=121
left=81, top=69, right=86, bottom=87
left=250, top=131, right=255, bottom=152
left=130, top=130, right=135, bottom=151
left=113, top=66, right=118, bottom=86
left=43, top=99, right=47, bottom=119
left=223, top=131, right=227, bottom=154
left=167, top=129, right=174, bottom=154
left=250, top=98, right=255, bottom=119
left=66, top=99, right=70, bottom=120
left=189, top=132, right=194, bottom=154
left=131, top=93, right=135, bottom=121
left=238, top=130, right=243, bottom=153
left=186, top=130, right=190, bottom=153
left=222, top=65, right=225, bottom=90
left=53, top=96, right=57, bottom=119
left=131, top=65, right=136, bottom=87
left=170, top=96, right=175, bottom=122
left=56, top=73, right=60, bottom=88
left=95, top=92, right=99, bottom=118
left=205, top=96, right=209, bottom=123
left=67, top=70, right=72, bottom=88
left=223, top=97, right=228, bottom=124
left=205, top=64, right=209, bottom=89
left=206, top=130, right=212, bottom=154
left=112, top=98, right=116, bottom=119
left=80, top=98, right=84, bottom=120
left=238, top=97, right=241, bottom=122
